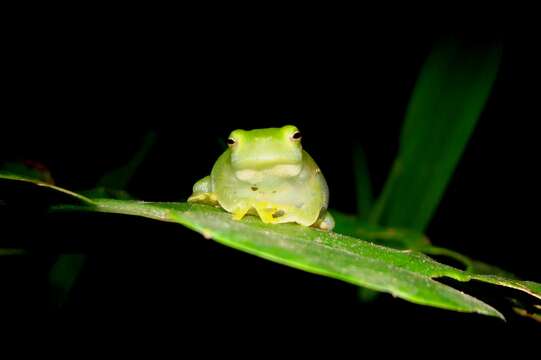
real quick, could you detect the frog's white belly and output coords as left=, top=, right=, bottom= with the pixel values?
left=213, top=164, right=327, bottom=226
left=211, top=151, right=328, bottom=226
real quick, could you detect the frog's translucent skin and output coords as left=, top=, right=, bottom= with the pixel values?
left=188, top=126, right=334, bottom=231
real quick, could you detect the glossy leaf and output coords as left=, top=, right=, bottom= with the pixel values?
left=3, top=173, right=540, bottom=319
left=58, top=200, right=537, bottom=310
left=54, top=199, right=506, bottom=318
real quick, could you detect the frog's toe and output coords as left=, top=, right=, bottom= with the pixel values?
left=188, top=192, right=218, bottom=205
left=255, top=207, right=276, bottom=224
left=313, top=210, right=335, bottom=231
left=232, top=207, right=250, bottom=221
left=253, top=203, right=284, bottom=224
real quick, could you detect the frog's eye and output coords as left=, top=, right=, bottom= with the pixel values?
left=290, top=131, right=302, bottom=141
left=227, top=138, right=236, bottom=147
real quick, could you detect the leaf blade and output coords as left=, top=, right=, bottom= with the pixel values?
left=55, top=199, right=509, bottom=318
left=0, top=171, right=94, bottom=204
left=49, top=254, right=86, bottom=307
left=372, top=40, right=502, bottom=231
left=97, top=132, right=156, bottom=190
left=4, top=174, right=539, bottom=318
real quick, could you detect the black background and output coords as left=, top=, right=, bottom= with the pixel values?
left=1, top=17, right=540, bottom=342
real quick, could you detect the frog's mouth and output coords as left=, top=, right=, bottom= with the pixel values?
left=235, top=164, right=302, bottom=182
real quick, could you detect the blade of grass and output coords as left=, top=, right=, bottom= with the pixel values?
left=370, top=39, right=502, bottom=231
left=98, top=131, right=156, bottom=189
left=0, top=249, right=25, bottom=255
left=49, top=254, right=86, bottom=307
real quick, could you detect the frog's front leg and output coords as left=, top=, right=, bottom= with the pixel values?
left=312, top=210, right=335, bottom=231
left=188, top=176, right=219, bottom=206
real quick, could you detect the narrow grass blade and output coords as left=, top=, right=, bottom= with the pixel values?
left=370, top=39, right=502, bottom=231
left=49, top=254, right=86, bottom=307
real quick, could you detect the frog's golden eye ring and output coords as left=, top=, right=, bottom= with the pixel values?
left=290, top=131, right=302, bottom=141
left=227, top=138, right=236, bottom=147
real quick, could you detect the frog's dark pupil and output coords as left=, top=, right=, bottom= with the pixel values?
left=292, top=132, right=302, bottom=140
left=227, top=138, right=236, bottom=145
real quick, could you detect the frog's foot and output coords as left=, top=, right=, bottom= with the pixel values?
left=187, top=192, right=219, bottom=206
left=312, top=210, right=335, bottom=231
left=253, top=202, right=287, bottom=224
left=188, top=176, right=219, bottom=206
left=232, top=206, right=250, bottom=221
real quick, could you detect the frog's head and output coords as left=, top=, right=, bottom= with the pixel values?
left=227, top=125, right=303, bottom=181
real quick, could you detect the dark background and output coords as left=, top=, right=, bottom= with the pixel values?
left=1, top=21, right=540, bottom=341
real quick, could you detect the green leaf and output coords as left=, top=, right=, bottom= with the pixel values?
left=334, top=211, right=515, bottom=277
left=54, top=200, right=505, bottom=318
left=97, top=132, right=156, bottom=190
left=418, top=245, right=516, bottom=278
left=333, top=210, right=430, bottom=249
left=4, top=173, right=540, bottom=318
left=0, top=249, right=24, bottom=255
left=0, top=171, right=94, bottom=204
left=49, top=254, right=86, bottom=307
left=0, top=171, right=92, bottom=308
left=370, top=40, right=502, bottom=231
left=1, top=161, right=54, bottom=184
left=77, top=132, right=156, bottom=200
left=79, top=186, right=134, bottom=200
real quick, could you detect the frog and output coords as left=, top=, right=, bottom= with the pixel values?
left=188, top=125, right=334, bottom=231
